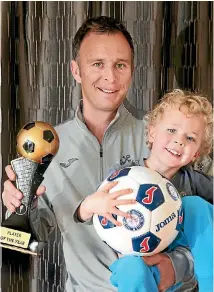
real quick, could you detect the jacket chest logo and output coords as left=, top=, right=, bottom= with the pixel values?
left=120, top=155, right=139, bottom=166
left=60, top=158, right=78, bottom=168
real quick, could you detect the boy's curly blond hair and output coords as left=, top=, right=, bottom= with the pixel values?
left=145, top=89, right=213, bottom=155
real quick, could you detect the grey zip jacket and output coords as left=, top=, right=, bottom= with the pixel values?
left=30, top=102, right=197, bottom=292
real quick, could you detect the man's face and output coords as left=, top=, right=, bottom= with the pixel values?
left=71, top=32, right=133, bottom=113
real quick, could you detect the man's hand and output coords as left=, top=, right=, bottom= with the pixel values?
left=143, top=253, right=175, bottom=292
left=2, top=165, right=45, bottom=213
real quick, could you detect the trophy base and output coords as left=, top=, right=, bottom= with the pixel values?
left=0, top=242, right=39, bottom=256
left=0, top=226, right=40, bottom=256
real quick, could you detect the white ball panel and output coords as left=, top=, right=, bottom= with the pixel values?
left=129, top=166, right=163, bottom=185
left=93, top=216, right=133, bottom=253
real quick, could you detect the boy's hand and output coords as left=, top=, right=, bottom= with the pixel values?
left=2, top=165, right=46, bottom=213
left=78, top=181, right=135, bottom=224
left=143, top=253, right=175, bottom=292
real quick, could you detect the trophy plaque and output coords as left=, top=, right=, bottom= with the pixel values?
left=0, top=121, right=59, bottom=255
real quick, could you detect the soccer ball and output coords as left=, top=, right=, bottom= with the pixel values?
left=93, top=166, right=183, bottom=256
left=16, top=121, right=59, bottom=163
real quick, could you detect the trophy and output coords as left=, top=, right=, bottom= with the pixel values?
left=0, top=121, right=59, bottom=255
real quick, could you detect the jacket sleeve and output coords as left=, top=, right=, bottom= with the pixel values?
left=29, top=193, right=57, bottom=245
left=73, top=199, right=93, bottom=225
left=166, top=247, right=195, bottom=285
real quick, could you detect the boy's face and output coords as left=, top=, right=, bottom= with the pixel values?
left=148, top=106, right=205, bottom=172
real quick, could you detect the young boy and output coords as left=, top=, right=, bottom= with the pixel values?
left=79, top=89, right=213, bottom=291
left=109, top=89, right=213, bottom=292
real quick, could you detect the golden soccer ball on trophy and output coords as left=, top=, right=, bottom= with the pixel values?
left=16, top=121, right=60, bottom=163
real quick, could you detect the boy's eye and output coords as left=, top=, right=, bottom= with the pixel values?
left=93, top=62, right=102, bottom=67
left=116, top=63, right=125, bottom=69
left=187, top=136, right=195, bottom=142
left=167, top=129, right=176, bottom=133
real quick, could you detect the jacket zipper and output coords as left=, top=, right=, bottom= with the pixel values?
left=100, top=145, right=103, bottom=182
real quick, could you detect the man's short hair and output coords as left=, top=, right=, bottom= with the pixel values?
left=72, top=16, right=134, bottom=60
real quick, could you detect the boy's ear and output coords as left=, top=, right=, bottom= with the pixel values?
left=71, top=60, right=81, bottom=84
left=148, top=125, right=156, bottom=143
left=192, top=151, right=200, bottom=162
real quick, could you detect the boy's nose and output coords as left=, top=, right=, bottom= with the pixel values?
left=174, top=140, right=184, bottom=147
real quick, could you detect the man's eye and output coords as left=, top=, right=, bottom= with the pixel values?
left=167, top=129, right=176, bottom=133
left=93, top=62, right=102, bottom=67
left=116, top=63, right=125, bottom=69
left=187, top=136, right=195, bottom=142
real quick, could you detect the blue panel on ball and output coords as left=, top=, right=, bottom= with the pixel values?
left=132, top=232, right=161, bottom=253
left=176, top=205, right=184, bottom=231
left=107, top=167, right=131, bottom=182
left=136, top=184, right=165, bottom=211
left=98, top=215, right=116, bottom=229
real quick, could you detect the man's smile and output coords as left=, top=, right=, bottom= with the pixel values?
left=97, top=87, right=118, bottom=94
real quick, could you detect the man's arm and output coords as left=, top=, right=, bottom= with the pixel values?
left=144, top=247, right=196, bottom=291
left=166, top=247, right=196, bottom=288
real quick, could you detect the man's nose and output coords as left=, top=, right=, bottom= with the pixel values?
left=103, top=67, right=117, bottom=83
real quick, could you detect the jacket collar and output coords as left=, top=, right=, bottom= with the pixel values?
left=75, top=99, right=130, bottom=130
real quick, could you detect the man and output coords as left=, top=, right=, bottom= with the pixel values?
left=3, top=16, right=206, bottom=291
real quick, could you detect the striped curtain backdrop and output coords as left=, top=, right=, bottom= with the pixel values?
left=0, top=2, right=212, bottom=291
